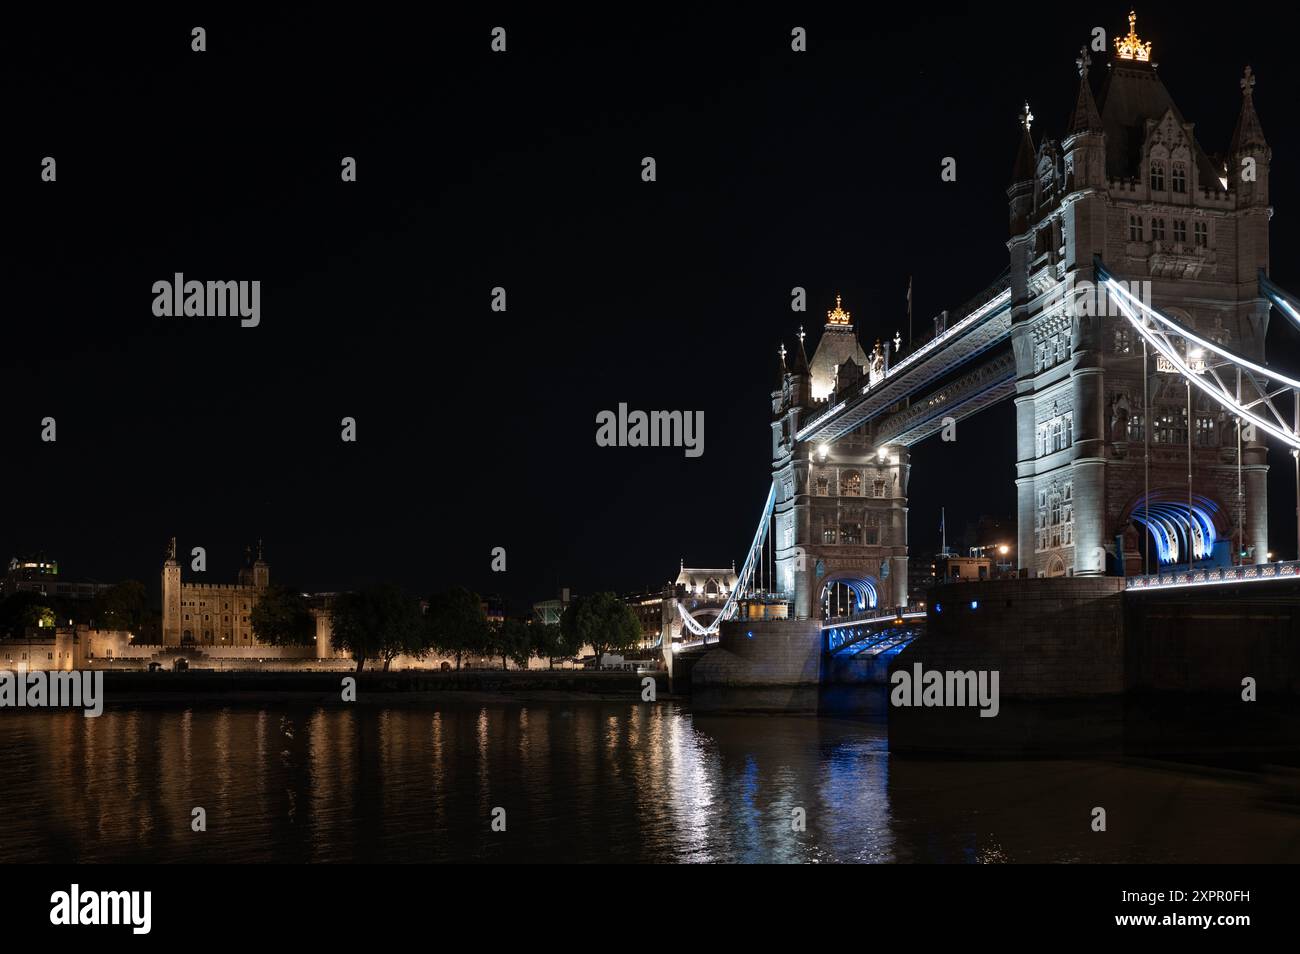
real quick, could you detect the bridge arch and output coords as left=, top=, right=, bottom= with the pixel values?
left=1122, top=491, right=1228, bottom=569
left=818, top=571, right=879, bottom=619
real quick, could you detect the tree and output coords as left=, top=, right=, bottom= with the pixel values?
left=92, top=580, right=150, bottom=633
left=377, top=587, right=426, bottom=671
left=250, top=583, right=316, bottom=647
left=489, top=617, right=532, bottom=670
left=328, top=584, right=423, bottom=673
left=0, top=592, right=57, bottom=639
left=561, top=592, right=642, bottom=668
left=529, top=620, right=565, bottom=670
left=425, top=587, right=487, bottom=670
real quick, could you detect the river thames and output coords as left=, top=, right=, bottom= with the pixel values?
left=2, top=701, right=1296, bottom=863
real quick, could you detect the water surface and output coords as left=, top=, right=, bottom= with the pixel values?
left=2, top=702, right=1295, bottom=863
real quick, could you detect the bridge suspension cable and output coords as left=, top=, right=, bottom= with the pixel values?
left=1096, top=258, right=1300, bottom=452
left=1259, top=269, right=1300, bottom=334
left=677, top=480, right=776, bottom=638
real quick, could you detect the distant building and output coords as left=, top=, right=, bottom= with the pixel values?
left=481, top=594, right=506, bottom=625
left=623, top=589, right=665, bottom=649
left=934, top=553, right=993, bottom=584
left=2, top=555, right=113, bottom=602
left=532, top=588, right=572, bottom=626
left=908, top=552, right=936, bottom=602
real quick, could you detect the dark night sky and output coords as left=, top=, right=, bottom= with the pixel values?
left=5, top=5, right=1299, bottom=611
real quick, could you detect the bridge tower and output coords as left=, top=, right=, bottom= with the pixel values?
left=773, top=301, right=911, bottom=619
left=1009, top=14, right=1270, bottom=578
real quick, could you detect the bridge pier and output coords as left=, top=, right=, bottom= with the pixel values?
left=689, top=618, right=824, bottom=710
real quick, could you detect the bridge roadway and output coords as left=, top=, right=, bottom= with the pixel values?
left=796, top=274, right=1012, bottom=446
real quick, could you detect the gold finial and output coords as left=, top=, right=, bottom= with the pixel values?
left=1241, top=65, right=1255, bottom=98
left=1115, top=10, right=1152, bottom=62
left=826, top=294, right=852, bottom=326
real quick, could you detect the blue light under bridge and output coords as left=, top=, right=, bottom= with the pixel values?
left=1128, top=491, right=1221, bottom=565
left=819, top=576, right=878, bottom=616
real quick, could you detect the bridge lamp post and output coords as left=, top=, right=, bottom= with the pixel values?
left=1186, top=348, right=1206, bottom=574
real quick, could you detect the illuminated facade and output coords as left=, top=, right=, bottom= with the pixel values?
left=162, top=538, right=269, bottom=647
left=1009, top=13, right=1271, bottom=576
left=773, top=301, right=911, bottom=618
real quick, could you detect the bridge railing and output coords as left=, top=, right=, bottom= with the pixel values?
left=1125, top=561, right=1300, bottom=591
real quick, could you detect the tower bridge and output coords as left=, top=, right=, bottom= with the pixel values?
left=695, top=13, right=1300, bottom=653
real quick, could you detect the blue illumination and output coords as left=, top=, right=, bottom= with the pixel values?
left=746, top=630, right=754, bottom=640
left=1130, top=492, right=1220, bottom=565
left=934, top=602, right=942, bottom=614
left=969, top=600, right=979, bottom=610
left=820, top=577, right=879, bottom=615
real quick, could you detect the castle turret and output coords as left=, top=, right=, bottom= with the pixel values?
left=162, top=537, right=181, bottom=647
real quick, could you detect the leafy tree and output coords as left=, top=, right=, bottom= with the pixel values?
left=328, top=584, right=423, bottom=673
left=488, top=617, right=532, bottom=670
left=561, top=592, right=641, bottom=668
left=529, top=620, right=565, bottom=670
left=92, top=580, right=149, bottom=633
left=425, top=587, right=487, bottom=670
left=0, top=592, right=57, bottom=639
left=250, top=583, right=316, bottom=647
left=378, top=587, right=426, bottom=671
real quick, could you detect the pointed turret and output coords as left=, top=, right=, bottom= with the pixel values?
left=1009, top=101, right=1036, bottom=186
left=1231, top=65, right=1268, bottom=154
left=1230, top=65, right=1271, bottom=283
left=1063, top=47, right=1108, bottom=204
left=792, top=326, right=810, bottom=375
left=1007, top=102, right=1037, bottom=235
left=1067, top=48, right=1103, bottom=137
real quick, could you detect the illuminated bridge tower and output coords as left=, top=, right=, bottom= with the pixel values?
left=773, top=299, right=911, bottom=619
left=1009, top=14, right=1270, bottom=578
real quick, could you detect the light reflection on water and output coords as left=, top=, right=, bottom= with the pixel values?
left=0, top=702, right=1295, bottom=863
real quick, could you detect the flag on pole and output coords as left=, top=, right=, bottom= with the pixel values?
left=906, top=275, right=913, bottom=347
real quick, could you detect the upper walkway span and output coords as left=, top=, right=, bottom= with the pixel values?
left=796, top=275, right=1012, bottom=445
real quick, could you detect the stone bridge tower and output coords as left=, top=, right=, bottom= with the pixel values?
left=772, top=299, right=911, bottom=619
left=1009, top=13, right=1270, bottom=577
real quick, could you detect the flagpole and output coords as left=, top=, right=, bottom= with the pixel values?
left=907, top=275, right=913, bottom=349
